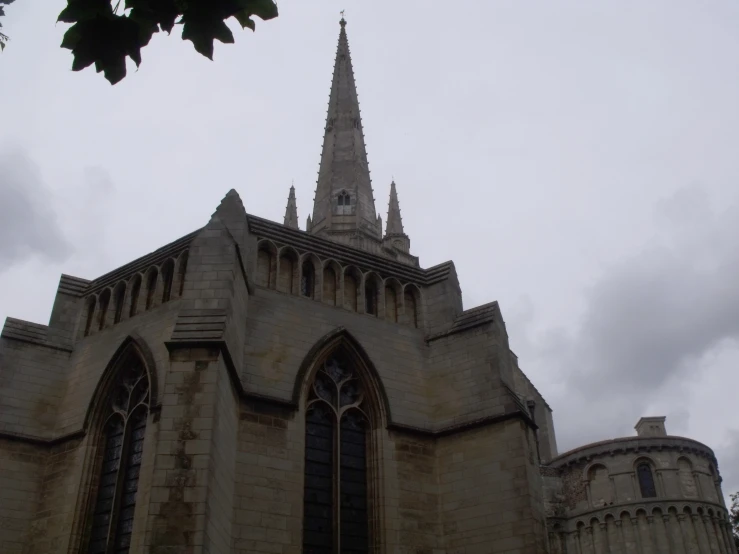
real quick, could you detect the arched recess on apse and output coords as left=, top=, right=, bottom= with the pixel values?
left=293, top=328, right=391, bottom=554
left=75, top=334, right=159, bottom=554
left=585, top=463, right=612, bottom=508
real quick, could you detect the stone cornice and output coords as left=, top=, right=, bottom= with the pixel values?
left=548, top=436, right=718, bottom=468
left=425, top=302, right=499, bottom=343
left=1, top=318, right=73, bottom=352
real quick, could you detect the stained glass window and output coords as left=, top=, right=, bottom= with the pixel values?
left=87, top=357, right=149, bottom=554
left=637, top=462, right=657, bottom=498
left=303, top=356, right=369, bottom=554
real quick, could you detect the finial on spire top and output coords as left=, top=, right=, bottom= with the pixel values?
left=340, top=10, right=346, bottom=26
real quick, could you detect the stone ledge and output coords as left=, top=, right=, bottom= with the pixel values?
left=1, top=317, right=73, bottom=352
left=425, top=302, right=498, bottom=342
left=58, top=274, right=89, bottom=297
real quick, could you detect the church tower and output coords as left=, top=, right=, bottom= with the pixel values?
left=307, top=17, right=417, bottom=266
left=0, top=15, right=733, bottom=554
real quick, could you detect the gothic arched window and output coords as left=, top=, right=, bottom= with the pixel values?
left=303, top=356, right=370, bottom=554
left=337, top=191, right=351, bottom=215
left=637, top=462, right=657, bottom=498
left=87, top=358, right=150, bottom=554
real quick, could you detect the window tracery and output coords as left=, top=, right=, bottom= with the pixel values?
left=303, top=356, right=369, bottom=554
left=87, top=358, right=150, bottom=554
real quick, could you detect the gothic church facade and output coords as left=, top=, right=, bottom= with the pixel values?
left=0, top=18, right=733, bottom=554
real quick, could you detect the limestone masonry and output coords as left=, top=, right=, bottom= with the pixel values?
left=0, top=17, right=732, bottom=554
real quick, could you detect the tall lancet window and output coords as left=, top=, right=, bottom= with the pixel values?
left=87, top=357, right=150, bottom=554
left=337, top=191, right=351, bottom=215
left=303, top=356, right=369, bottom=554
left=637, top=462, right=657, bottom=499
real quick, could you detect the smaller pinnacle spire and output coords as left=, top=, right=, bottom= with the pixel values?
left=284, top=185, right=299, bottom=229
left=385, top=180, right=405, bottom=236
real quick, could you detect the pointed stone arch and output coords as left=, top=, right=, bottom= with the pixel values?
left=82, top=333, right=159, bottom=432
left=72, top=333, right=158, bottom=554
left=292, top=327, right=390, bottom=426
left=296, top=327, right=388, bottom=553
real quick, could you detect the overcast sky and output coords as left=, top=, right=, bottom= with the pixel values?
left=2, top=0, right=738, bottom=497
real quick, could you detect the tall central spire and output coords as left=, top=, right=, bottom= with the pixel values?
left=308, top=17, right=381, bottom=246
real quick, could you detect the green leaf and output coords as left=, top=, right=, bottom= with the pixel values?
left=60, top=26, right=82, bottom=50
left=57, top=0, right=113, bottom=23
left=102, top=55, right=127, bottom=84
left=127, top=0, right=179, bottom=34
left=182, top=18, right=214, bottom=59
left=212, top=19, right=234, bottom=44
left=239, top=0, right=277, bottom=20
left=233, top=10, right=255, bottom=30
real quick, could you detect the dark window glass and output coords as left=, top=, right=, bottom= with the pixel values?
left=302, top=356, right=370, bottom=553
left=637, top=463, right=657, bottom=498
left=87, top=359, right=150, bottom=554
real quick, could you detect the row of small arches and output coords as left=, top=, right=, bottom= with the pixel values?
left=256, top=240, right=420, bottom=328
left=555, top=504, right=737, bottom=554
left=572, top=505, right=730, bottom=530
left=81, top=251, right=189, bottom=338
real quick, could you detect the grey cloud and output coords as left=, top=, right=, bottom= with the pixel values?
left=525, top=186, right=739, bottom=447
left=0, top=147, right=73, bottom=270
left=715, top=431, right=739, bottom=498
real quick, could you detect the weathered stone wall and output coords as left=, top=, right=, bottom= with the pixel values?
left=233, top=399, right=300, bottom=553
left=0, top=440, right=44, bottom=554
left=0, top=337, right=70, bottom=438
left=242, top=288, right=432, bottom=427
left=437, top=420, right=548, bottom=554
left=508, top=352, right=558, bottom=462
left=545, top=436, right=734, bottom=553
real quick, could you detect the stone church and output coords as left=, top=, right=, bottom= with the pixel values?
left=0, top=17, right=734, bottom=554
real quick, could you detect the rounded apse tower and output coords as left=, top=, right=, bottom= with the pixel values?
left=543, top=417, right=735, bottom=554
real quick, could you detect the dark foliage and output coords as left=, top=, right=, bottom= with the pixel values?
left=56, top=0, right=278, bottom=84
left=731, top=492, right=739, bottom=552
left=0, top=0, right=15, bottom=51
